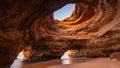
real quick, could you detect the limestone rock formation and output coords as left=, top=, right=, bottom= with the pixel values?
left=110, top=52, right=120, bottom=60
left=0, top=0, right=120, bottom=68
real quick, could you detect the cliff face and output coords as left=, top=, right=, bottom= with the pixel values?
left=0, top=0, right=120, bottom=67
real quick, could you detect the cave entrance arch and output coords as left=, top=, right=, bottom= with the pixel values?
left=10, top=52, right=25, bottom=68
left=53, top=4, right=75, bottom=20
left=60, top=50, right=72, bottom=64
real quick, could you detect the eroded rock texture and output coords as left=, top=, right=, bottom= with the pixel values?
left=0, top=0, right=120, bottom=68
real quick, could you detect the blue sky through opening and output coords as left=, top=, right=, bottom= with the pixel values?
left=53, top=4, right=75, bottom=20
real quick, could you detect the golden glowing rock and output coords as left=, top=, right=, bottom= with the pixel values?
left=0, top=0, right=120, bottom=67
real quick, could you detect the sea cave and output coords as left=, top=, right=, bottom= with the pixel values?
left=0, top=0, right=120, bottom=68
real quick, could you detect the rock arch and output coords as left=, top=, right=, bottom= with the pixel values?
left=0, top=0, right=120, bottom=67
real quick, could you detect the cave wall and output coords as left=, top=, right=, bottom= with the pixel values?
left=0, top=0, right=120, bottom=68
left=25, top=0, right=120, bottom=61
left=0, top=0, right=79, bottom=67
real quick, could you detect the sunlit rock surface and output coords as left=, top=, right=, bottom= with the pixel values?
left=0, top=0, right=120, bottom=67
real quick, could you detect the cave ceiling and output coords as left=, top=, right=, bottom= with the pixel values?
left=0, top=0, right=120, bottom=67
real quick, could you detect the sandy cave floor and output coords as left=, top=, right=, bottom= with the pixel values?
left=18, top=58, right=120, bottom=68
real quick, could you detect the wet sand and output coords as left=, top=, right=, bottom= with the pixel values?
left=22, top=58, right=120, bottom=68
left=22, top=59, right=62, bottom=68
left=22, top=58, right=91, bottom=68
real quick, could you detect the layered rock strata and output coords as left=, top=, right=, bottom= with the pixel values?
left=0, top=0, right=120, bottom=68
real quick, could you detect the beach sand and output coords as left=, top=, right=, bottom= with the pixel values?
left=21, top=58, right=120, bottom=68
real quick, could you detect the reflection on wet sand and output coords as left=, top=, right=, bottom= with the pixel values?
left=10, top=51, right=92, bottom=68
left=11, top=57, right=90, bottom=68
left=10, top=52, right=120, bottom=68
left=48, top=58, right=120, bottom=68
left=11, top=57, right=120, bottom=68
left=61, top=58, right=89, bottom=64
left=22, top=58, right=89, bottom=68
left=22, top=59, right=62, bottom=68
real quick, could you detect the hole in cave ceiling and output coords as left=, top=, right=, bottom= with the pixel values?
left=53, top=4, right=75, bottom=20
